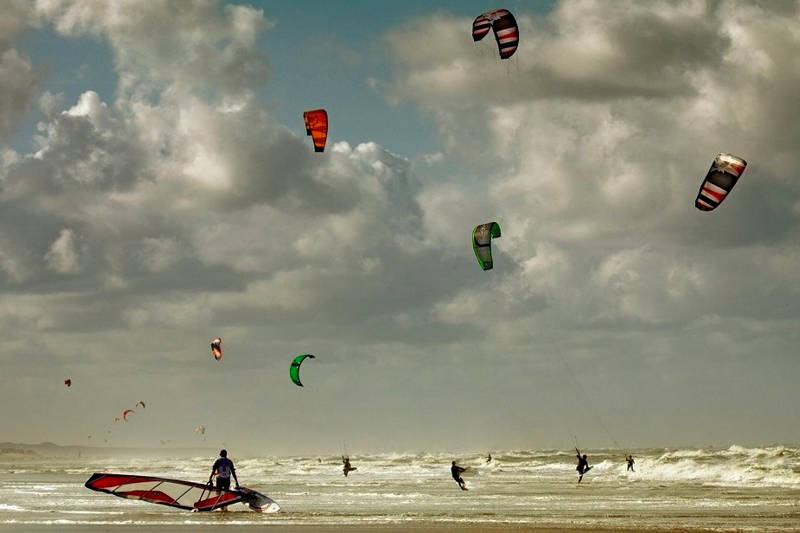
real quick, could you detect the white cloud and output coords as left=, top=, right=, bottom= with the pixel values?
left=384, top=0, right=800, bottom=336
left=38, top=90, right=63, bottom=118
left=2, top=0, right=799, bottom=449
left=44, top=228, right=81, bottom=274
left=37, top=0, right=270, bottom=97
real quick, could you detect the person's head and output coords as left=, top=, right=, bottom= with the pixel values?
left=220, top=449, right=227, bottom=457
left=452, top=460, right=456, bottom=465
left=582, top=455, right=587, bottom=459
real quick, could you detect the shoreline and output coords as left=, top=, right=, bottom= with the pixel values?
left=0, top=526, right=729, bottom=533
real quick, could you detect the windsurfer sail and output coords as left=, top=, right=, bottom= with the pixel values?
left=84, top=473, right=279, bottom=513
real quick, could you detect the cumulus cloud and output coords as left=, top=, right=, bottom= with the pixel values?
left=1, top=0, right=799, bottom=449
left=0, top=1, right=40, bottom=143
left=44, top=228, right=81, bottom=274
left=375, top=0, right=800, bottom=448
left=0, top=0, right=443, bottom=347
left=385, top=0, right=800, bottom=335
left=37, top=0, right=271, bottom=98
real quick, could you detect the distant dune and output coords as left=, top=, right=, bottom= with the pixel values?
left=0, top=447, right=39, bottom=457
left=0, top=441, right=215, bottom=459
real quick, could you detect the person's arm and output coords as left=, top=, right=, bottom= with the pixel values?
left=208, top=459, right=219, bottom=484
left=232, top=462, right=240, bottom=488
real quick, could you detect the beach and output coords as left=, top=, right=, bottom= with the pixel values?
left=2, top=445, right=799, bottom=531
left=0, top=526, right=721, bottom=533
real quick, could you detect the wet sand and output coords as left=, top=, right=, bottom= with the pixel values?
left=0, top=526, right=731, bottom=533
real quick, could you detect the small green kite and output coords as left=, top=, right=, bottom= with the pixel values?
left=290, top=354, right=316, bottom=387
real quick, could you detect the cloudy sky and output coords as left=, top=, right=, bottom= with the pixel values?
left=1, top=0, right=799, bottom=455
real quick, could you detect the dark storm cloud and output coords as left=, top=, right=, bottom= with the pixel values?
left=0, top=2, right=40, bottom=144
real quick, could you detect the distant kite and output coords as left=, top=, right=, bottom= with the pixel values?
left=122, top=409, right=134, bottom=422
left=136, top=401, right=146, bottom=409
left=211, top=337, right=223, bottom=361
left=303, top=109, right=328, bottom=152
left=695, top=153, right=747, bottom=211
left=64, top=378, right=72, bottom=387
left=472, top=222, right=501, bottom=270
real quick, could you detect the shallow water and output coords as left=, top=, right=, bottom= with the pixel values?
left=1, top=445, right=799, bottom=530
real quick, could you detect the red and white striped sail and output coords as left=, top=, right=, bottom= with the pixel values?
left=695, top=153, right=747, bottom=211
left=84, top=473, right=274, bottom=512
left=472, top=9, right=519, bottom=59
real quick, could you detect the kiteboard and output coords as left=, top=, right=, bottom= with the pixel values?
left=582, top=466, right=593, bottom=474
left=84, top=473, right=280, bottom=513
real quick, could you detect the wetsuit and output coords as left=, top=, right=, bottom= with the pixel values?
left=343, top=458, right=356, bottom=477
left=576, top=455, right=588, bottom=474
left=212, top=457, right=237, bottom=490
left=576, top=449, right=589, bottom=483
left=451, top=463, right=467, bottom=490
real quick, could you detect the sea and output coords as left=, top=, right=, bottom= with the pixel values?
left=1, top=445, right=799, bottom=530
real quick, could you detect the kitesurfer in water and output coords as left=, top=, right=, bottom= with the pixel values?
left=208, top=449, right=239, bottom=492
left=576, top=448, right=590, bottom=483
left=487, top=452, right=492, bottom=463
left=451, top=461, right=468, bottom=490
left=626, top=454, right=635, bottom=472
left=343, top=456, right=356, bottom=477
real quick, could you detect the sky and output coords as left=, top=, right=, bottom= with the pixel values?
left=1, top=0, right=799, bottom=456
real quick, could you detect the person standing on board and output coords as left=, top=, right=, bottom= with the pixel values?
left=208, top=449, right=240, bottom=491
left=626, top=454, right=635, bottom=472
left=451, top=460, right=468, bottom=490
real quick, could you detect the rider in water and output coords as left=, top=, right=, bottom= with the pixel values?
left=343, top=456, right=357, bottom=477
left=576, top=448, right=590, bottom=483
left=451, top=461, right=468, bottom=490
left=626, top=454, right=635, bottom=472
left=208, top=449, right=240, bottom=491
